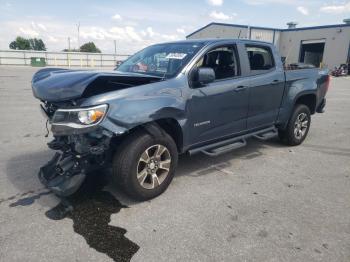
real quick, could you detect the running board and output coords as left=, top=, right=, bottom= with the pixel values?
left=188, top=126, right=277, bottom=157
left=202, top=139, right=246, bottom=156
left=253, top=129, right=278, bottom=141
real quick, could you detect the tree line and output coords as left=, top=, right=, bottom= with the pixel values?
left=9, top=36, right=101, bottom=53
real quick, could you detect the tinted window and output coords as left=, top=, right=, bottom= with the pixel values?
left=246, top=45, right=275, bottom=71
left=195, top=45, right=240, bottom=80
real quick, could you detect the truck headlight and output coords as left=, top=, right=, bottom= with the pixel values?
left=52, top=104, right=108, bottom=128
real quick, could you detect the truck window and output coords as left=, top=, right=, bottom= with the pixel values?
left=246, top=45, right=275, bottom=71
left=194, top=45, right=240, bottom=80
left=117, top=42, right=204, bottom=79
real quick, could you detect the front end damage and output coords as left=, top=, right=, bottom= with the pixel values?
left=39, top=102, right=114, bottom=196
left=32, top=68, right=163, bottom=196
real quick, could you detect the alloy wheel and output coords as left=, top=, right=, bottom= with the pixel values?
left=294, top=112, right=309, bottom=140
left=136, top=144, right=172, bottom=190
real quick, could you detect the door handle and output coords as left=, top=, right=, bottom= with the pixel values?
left=271, top=80, right=280, bottom=85
left=234, top=86, right=248, bottom=92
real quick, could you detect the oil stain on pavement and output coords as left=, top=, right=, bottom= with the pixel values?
left=45, top=174, right=140, bottom=262
left=9, top=173, right=139, bottom=262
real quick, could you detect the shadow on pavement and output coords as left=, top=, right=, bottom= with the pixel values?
left=4, top=136, right=286, bottom=261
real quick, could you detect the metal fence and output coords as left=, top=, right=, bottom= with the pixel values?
left=0, top=50, right=130, bottom=68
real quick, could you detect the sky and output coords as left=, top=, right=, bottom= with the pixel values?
left=0, top=0, right=349, bottom=54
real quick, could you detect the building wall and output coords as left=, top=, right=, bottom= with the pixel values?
left=187, top=23, right=350, bottom=69
left=279, top=27, right=350, bottom=68
left=250, top=28, right=275, bottom=43
left=187, top=24, right=249, bottom=40
left=187, top=24, right=279, bottom=47
left=274, top=31, right=281, bottom=47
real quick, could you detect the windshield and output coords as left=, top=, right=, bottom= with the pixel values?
left=116, top=42, right=204, bottom=78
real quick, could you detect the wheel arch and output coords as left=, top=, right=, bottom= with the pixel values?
left=294, top=92, right=317, bottom=114
left=110, top=118, right=185, bottom=153
left=153, top=118, right=184, bottom=153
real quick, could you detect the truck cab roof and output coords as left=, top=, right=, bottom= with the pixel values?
left=160, top=38, right=274, bottom=47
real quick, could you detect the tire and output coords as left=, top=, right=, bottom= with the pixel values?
left=112, top=128, right=178, bottom=201
left=278, top=104, right=311, bottom=146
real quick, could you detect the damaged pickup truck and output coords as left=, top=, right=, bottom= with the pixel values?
left=32, top=39, right=330, bottom=200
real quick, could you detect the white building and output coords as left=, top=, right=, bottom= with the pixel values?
left=186, top=21, right=350, bottom=69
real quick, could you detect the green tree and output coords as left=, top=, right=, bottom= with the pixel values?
left=29, top=38, right=46, bottom=51
left=9, top=36, right=46, bottom=51
left=79, top=42, right=101, bottom=53
left=62, top=48, right=79, bottom=52
left=9, top=36, right=31, bottom=50
left=9, top=41, right=18, bottom=50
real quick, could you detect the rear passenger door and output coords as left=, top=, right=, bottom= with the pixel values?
left=245, top=44, right=285, bottom=129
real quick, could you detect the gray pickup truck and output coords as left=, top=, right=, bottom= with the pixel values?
left=32, top=39, right=330, bottom=200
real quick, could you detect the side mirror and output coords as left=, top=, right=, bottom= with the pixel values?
left=191, top=67, right=215, bottom=87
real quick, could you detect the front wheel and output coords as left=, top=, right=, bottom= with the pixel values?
left=112, top=129, right=178, bottom=201
left=278, top=104, right=311, bottom=146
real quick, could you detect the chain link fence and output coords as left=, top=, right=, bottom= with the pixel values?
left=0, top=50, right=130, bottom=68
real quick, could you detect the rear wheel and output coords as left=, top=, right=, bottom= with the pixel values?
left=112, top=129, right=178, bottom=201
left=278, top=104, right=311, bottom=146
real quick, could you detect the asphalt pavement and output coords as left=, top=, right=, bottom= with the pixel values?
left=0, top=66, right=349, bottom=262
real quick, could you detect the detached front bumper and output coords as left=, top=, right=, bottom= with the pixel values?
left=39, top=129, right=112, bottom=196
left=39, top=153, right=86, bottom=196
left=38, top=103, right=120, bottom=196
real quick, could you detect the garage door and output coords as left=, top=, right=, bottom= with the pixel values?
left=299, top=39, right=326, bottom=67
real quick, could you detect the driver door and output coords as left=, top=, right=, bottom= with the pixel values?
left=187, top=44, right=250, bottom=145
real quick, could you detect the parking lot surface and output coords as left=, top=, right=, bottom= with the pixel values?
left=0, top=66, right=349, bottom=262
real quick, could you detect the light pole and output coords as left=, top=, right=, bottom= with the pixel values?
left=68, top=37, right=71, bottom=51
left=77, top=22, right=80, bottom=50
left=114, top=40, right=117, bottom=65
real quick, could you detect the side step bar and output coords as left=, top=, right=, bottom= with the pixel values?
left=253, top=129, right=278, bottom=141
left=188, top=126, right=277, bottom=157
left=201, top=139, right=246, bottom=157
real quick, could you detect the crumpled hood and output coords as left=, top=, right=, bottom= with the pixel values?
left=32, top=68, right=162, bottom=102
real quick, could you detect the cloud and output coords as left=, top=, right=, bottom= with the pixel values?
left=125, top=26, right=142, bottom=41
left=80, top=25, right=181, bottom=45
left=48, top=36, right=58, bottom=42
left=19, top=27, right=39, bottom=37
left=207, top=0, right=223, bottom=6
left=146, top=27, right=155, bottom=37
left=297, top=6, right=309, bottom=15
left=176, top=28, right=186, bottom=34
left=29, top=21, right=47, bottom=32
left=37, top=23, right=47, bottom=31
left=80, top=27, right=107, bottom=40
left=1, top=17, right=185, bottom=54
left=80, top=26, right=143, bottom=42
left=209, top=11, right=232, bottom=20
left=245, top=0, right=301, bottom=5
left=111, top=14, right=122, bottom=20
left=160, top=34, right=179, bottom=41
left=320, top=2, right=350, bottom=14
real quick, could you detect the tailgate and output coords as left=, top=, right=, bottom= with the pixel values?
left=317, top=69, right=330, bottom=101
